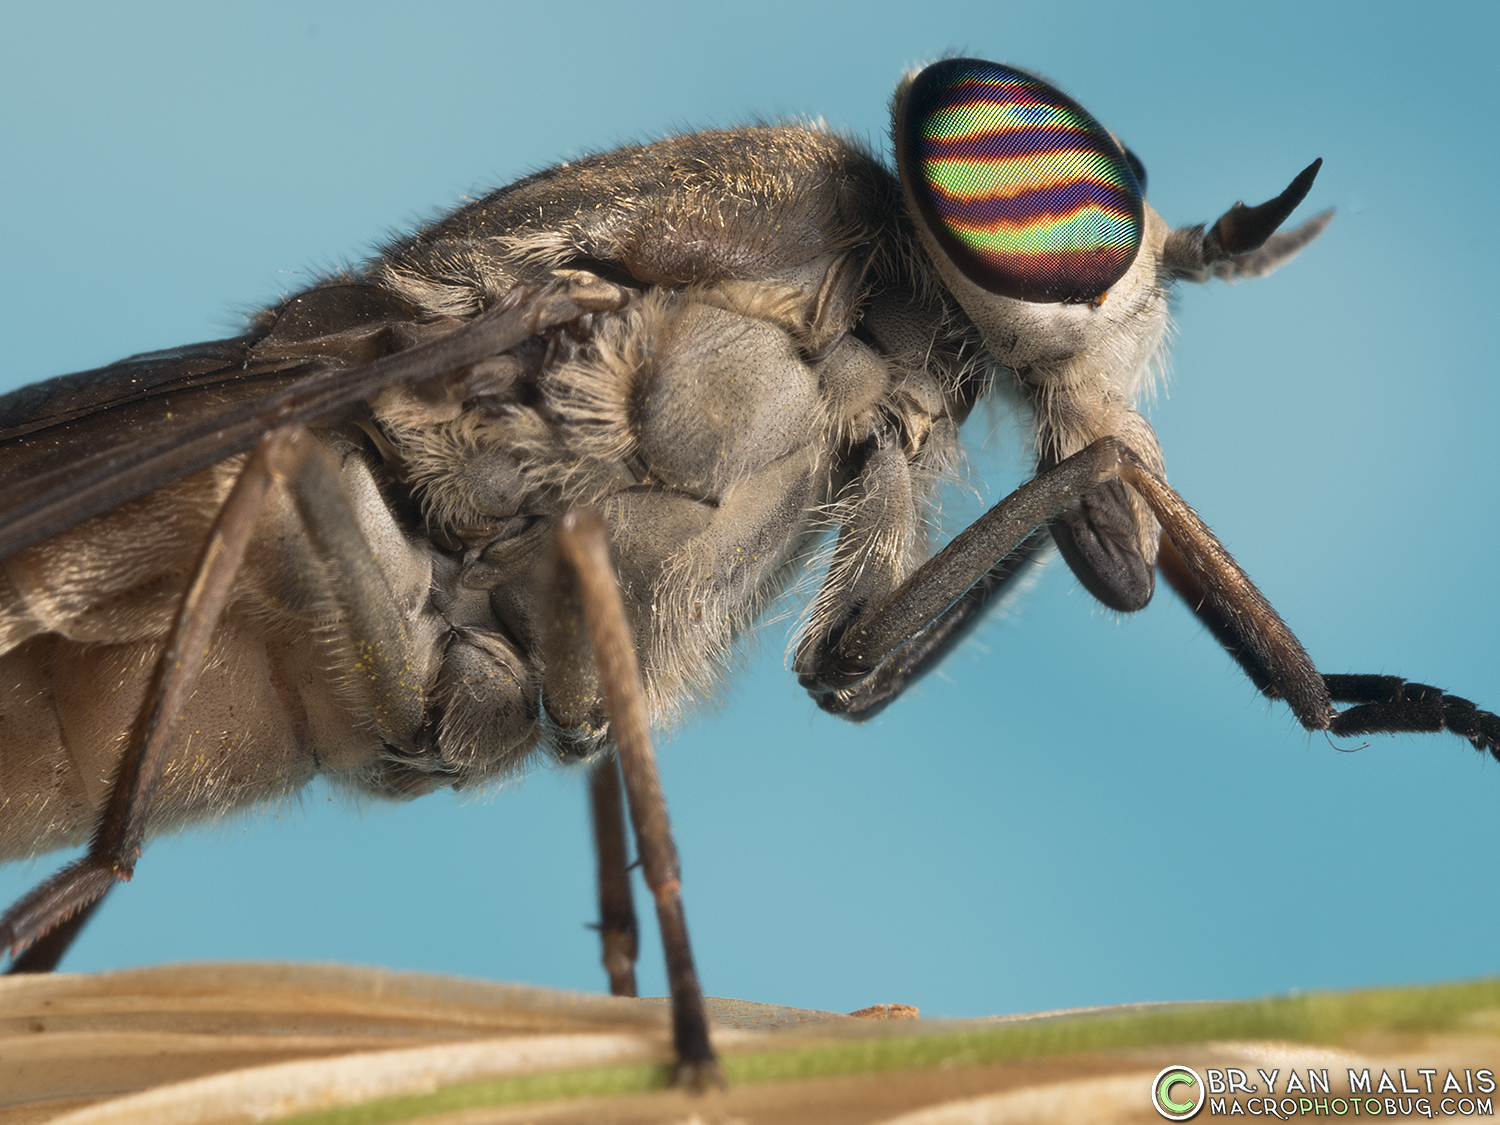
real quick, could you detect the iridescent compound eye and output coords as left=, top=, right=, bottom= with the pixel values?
left=898, top=58, right=1145, bottom=304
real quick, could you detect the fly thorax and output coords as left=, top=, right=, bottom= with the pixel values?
left=633, top=299, right=824, bottom=500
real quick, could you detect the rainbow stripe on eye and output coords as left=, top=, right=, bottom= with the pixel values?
left=900, top=60, right=1144, bottom=303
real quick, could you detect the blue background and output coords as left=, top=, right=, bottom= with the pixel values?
left=2, top=2, right=1496, bottom=1019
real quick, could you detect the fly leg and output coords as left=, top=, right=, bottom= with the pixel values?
left=553, top=509, right=722, bottom=1090
left=1117, top=457, right=1500, bottom=754
left=1, top=426, right=429, bottom=971
left=809, top=527, right=1050, bottom=720
left=798, top=436, right=1500, bottom=759
left=5, top=893, right=109, bottom=974
left=798, top=435, right=1124, bottom=708
left=588, top=753, right=639, bottom=997
left=1, top=434, right=284, bottom=970
left=1157, top=533, right=1500, bottom=759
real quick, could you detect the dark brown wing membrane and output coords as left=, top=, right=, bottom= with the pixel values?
left=0, top=341, right=309, bottom=540
left=0, top=284, right=412, bottom=560
left=1, top=338, right=259, bottom=445
left=0, top=284, right=431, bottom=450
left=0, top=280, right=610, bottom=561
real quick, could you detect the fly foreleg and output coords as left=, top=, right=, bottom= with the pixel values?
left=1156, top=533, right=1500, bottom=759
left=797, top=436, right=1123, bottom=710
left=799, top=435, right=1500, bottom=761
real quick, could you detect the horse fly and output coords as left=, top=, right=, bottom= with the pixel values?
left=1, top=58, right=1495, bottom=1084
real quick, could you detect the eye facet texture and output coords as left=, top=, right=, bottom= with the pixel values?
left=899, top=58, right=1145, bottom=304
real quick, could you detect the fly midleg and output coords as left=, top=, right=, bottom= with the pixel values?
left=552, top=508, right=722, bottom=1090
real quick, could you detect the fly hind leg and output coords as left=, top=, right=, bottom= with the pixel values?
left=0, top=426, right=429, bottom=971
left=0, top=434, right=284, bottom=970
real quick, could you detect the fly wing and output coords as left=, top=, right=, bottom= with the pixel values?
left=0, top=342, right=323, bottom=561
left=0, top=283, right=439, bottom=556
left=0, top=278, right=618, bottom=561
left=1, top=342, right=305, bottom=523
